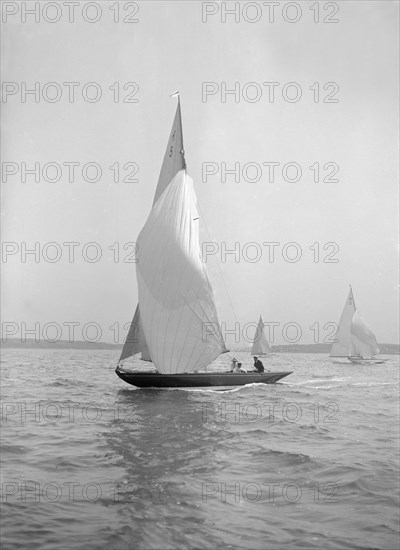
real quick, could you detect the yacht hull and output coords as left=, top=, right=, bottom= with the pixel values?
left=347, top=357, right=386, bottom=365
left=115, top=370, right=292, bottom=388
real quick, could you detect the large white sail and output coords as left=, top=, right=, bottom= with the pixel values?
left=251, top=315, right=272, bottom=355
left=349, top=310, right=380, bottom=357
left=136, top=170, right=227, bottom=374
left=330, top=286, right=356, bottom=357
left=120, top=101, right=186, bottom=363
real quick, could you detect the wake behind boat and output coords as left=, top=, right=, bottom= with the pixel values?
left=115, top=97, right=291, bottom=389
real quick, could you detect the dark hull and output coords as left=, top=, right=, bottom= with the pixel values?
left=115, top=370, right=292, bottom=388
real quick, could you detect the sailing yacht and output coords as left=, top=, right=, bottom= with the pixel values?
left=251, top=315, right=274, bottom=357
left=330, top=286, right=385, bottom=364
left=115, top=98, right=291, bottom=388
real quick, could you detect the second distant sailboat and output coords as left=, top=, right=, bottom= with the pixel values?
left=330, top=286, right=386, bottom=364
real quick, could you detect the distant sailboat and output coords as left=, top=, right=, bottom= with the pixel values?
left=330, top=286, right=385, bottom=364
left=115, top=98, right=291, bottom=389
left=251, top=315, right=274, bottom=357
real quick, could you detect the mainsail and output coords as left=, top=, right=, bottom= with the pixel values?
left=119, top=100, right=186, bottom=363
left=136, top=169, right=227, bottom=374
left=330, top=286, right=356, bottom=357
left=349, top=310, right=380, bottom=358
left=251, top=315, right=272, bottom=355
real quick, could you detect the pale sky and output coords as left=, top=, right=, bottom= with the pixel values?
left=2, top=1, right=399, bottom=346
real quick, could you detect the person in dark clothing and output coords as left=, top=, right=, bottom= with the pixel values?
left=253, top=356, right=264, bottom=373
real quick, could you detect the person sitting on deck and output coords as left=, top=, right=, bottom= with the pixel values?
left=253, top=356, right=264, bottom=373
left=230, top=358, right=238, bottom=372
left=230, top=358, right=244, bottom=373
left=233, top=363, right=245, bottom=373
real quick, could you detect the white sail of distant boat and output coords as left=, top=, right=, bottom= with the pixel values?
left=119, top=100, right=186, bottom=364
left=251, top=315, right=272, bottom=356
left=348, top=310, right=381, bottom=363
left=330, top=286, right=356, bottom=359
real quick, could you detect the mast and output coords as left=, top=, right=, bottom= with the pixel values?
left=178, top=95, right=186, bottom=172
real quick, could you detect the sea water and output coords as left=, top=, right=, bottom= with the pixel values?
left=1, top=350, right=399, bottom=549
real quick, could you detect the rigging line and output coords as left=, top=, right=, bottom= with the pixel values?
left=196, top=201, right=240, bottom=327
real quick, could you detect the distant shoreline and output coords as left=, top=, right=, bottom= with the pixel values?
left=1, top=339, right=399, bottom=354
left=1, top=339, right=121, bottom=350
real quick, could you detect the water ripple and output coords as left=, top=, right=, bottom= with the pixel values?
left=1, top=349, right=399, bottom=549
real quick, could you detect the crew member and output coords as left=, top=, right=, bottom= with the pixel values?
left=230, top=358, right=244, bottom=373
left=253, top=356, right=264, bottom=373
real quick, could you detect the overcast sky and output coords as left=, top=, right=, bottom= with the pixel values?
left=2, top=1, right=399, bottom=346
